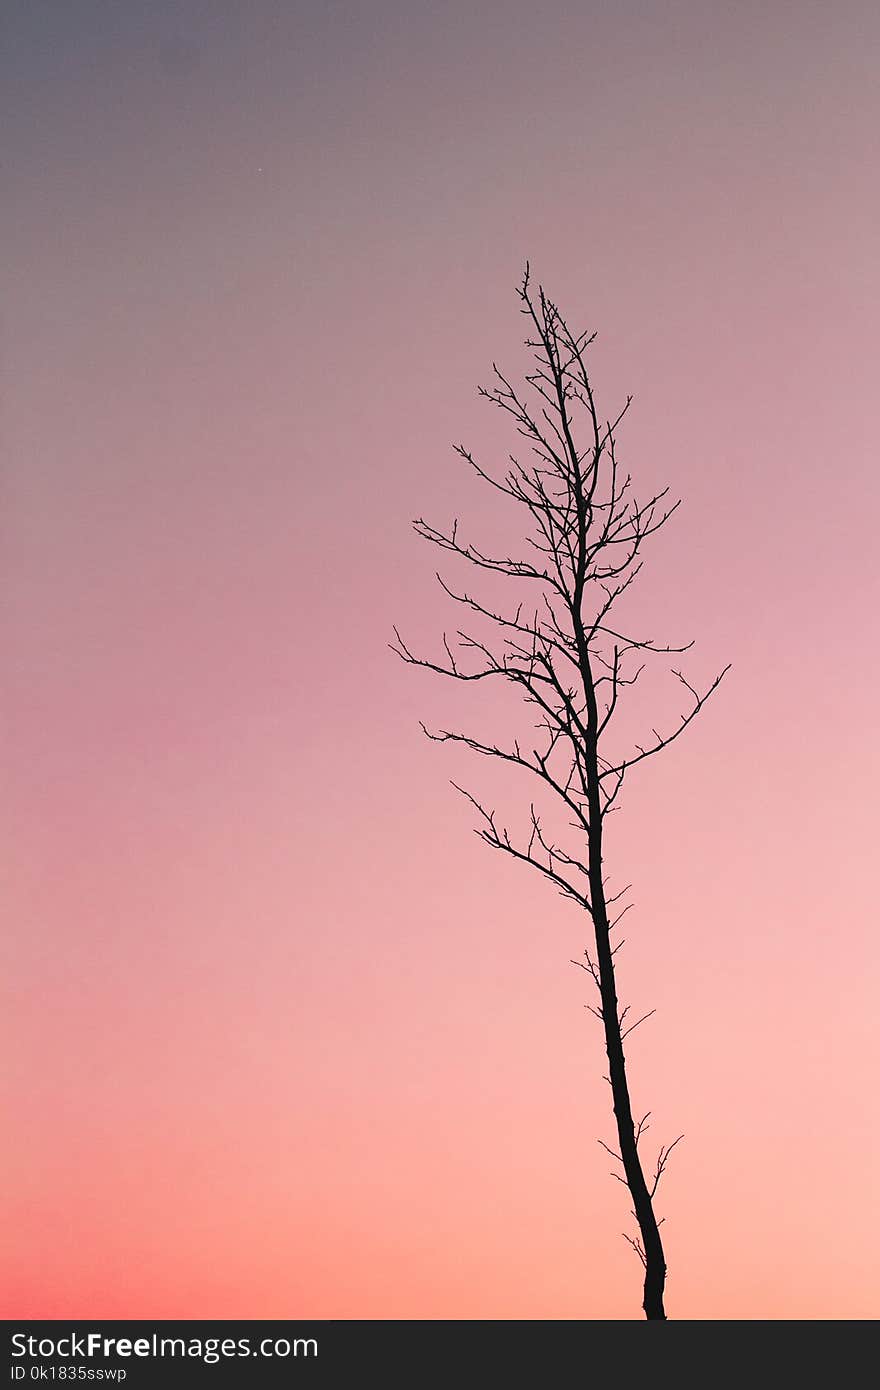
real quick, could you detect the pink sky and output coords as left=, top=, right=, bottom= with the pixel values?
left=3, top=1, right=878, bottom=1318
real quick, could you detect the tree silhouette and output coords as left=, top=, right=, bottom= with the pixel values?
left=393, top=266, right=728, bottom=1320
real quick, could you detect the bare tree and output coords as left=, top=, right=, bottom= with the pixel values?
left=392, top=266, right=728, bottom=1320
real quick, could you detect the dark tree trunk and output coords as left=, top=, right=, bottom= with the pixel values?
left=581, top=645, right=667, bottom=1320
left=594, top=892, right=668, bottom=1319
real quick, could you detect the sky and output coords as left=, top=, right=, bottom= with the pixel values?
left=3, top=0, right=878, bottom=1319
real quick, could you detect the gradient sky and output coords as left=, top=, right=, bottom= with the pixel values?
left=3, top=1, right=878, bottom=1319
